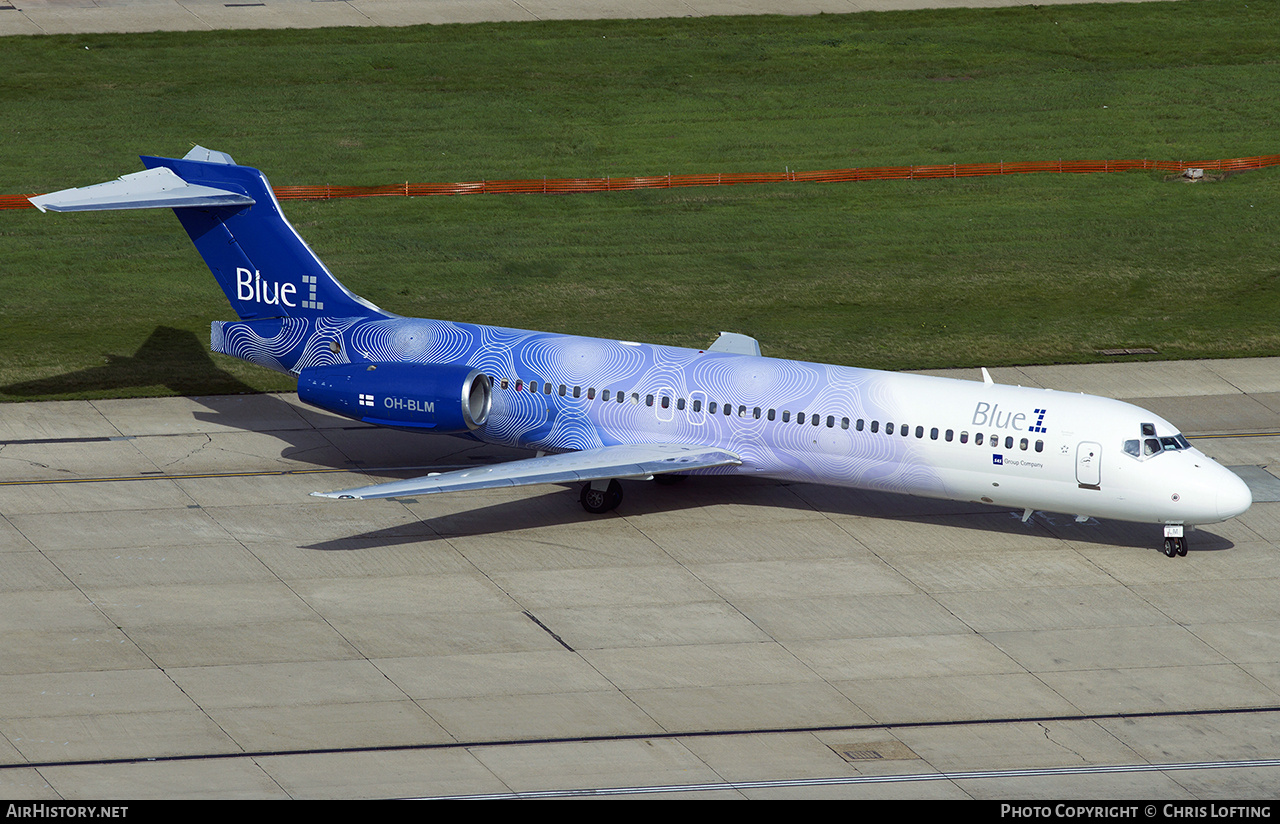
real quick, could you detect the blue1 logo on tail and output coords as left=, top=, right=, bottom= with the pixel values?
left=29, top=147, right=1252, bottom=556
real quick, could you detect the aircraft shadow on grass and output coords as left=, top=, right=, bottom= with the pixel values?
left=1, top=326, right=259, bottom=400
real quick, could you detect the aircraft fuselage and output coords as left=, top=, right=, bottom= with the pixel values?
left=216, top=314, right=1250, bottom=528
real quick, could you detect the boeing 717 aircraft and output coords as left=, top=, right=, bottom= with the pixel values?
left=29, top=147, right=1253, bottom=557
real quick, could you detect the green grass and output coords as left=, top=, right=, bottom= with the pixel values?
left=2, top=1, right=1280, bottom=400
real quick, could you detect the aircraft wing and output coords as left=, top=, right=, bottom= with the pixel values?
left=311, top=442, right=742, bottom=500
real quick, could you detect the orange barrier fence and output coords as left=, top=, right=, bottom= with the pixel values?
left=5, top=154, right=1278, bottom=210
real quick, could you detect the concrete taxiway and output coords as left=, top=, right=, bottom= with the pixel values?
left=1, top=358, right=1279, bottom=799
left=0, top=0, right=1179, bottom=38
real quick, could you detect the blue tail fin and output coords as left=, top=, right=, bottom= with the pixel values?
left=32, top=147, right=392, bottom=322
left=141, top=150, right=390, bottom=321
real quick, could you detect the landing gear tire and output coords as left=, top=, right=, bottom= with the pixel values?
left=1176, top=536, right=1187, bottom=556
left=580, top=479, right=623, bottom=514
left=1163, top=537, right=1177, bottom=558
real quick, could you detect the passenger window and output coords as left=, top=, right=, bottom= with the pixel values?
left=1035, top=440, right=1043, bottom=452
left=755, top=407, right=763, bottom=420
left=870, top=421, right=879, bottom=433
left=529, top=381, right=538, bottom=393
left=931, top=427, right=939, bottom=440
left=768, top=409, right=776, bottom=421
left=827, top=415, right=834, bottom=428
left=856, top=419, right=864, bottom=431
left=960, top=431, right=968, bottom=444
left=782, top=411, right=790, bottom=423
left=798, top=412, right=806, bottom=425
left=841, top=417, right=849, bottom=430
left=945, top=429, right=953, bottom=442
left=1005, top=436, right=1013, bottom=449
left=916, top=426, right=924, bottom=439
left=677, top=398, right=686, bottom=411
left=975, top=433, right=984, bottom=445
left=558, top=384, right=566, bottom=396
left=544, top=383, right=552, bottom=395
left=515, top=380, right=523, bottom=391
left=692, top=399, right=702, bottom=412
left=886, top=422, right=895, bottom=435
left=1020, top=438, right=1028, bottom=450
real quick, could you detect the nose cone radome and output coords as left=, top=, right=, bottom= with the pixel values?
left=1216, top=467, right=1253, bottom=521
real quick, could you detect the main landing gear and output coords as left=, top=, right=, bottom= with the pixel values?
left=1163, top=535, right=1188, bottom=558
left=580, top=479, right=623, bottom=514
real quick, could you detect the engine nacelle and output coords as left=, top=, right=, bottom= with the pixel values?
left=297, top=362, right=492, bottom=433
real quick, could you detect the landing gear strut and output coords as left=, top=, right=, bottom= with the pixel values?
left=580, top=479, right=623, bottom=514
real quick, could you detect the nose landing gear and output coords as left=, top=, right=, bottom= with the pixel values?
left=1162, top=536, right=1188, bottom=557
left=1162, top=523, right=1188, bottom=558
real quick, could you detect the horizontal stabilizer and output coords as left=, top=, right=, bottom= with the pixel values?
left=28, top=166, right=255, bottom=213
left=312, top=443, right=742, bottom=500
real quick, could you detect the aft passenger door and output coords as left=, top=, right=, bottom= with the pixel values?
left=1076, top=442, right=1101, bottom=488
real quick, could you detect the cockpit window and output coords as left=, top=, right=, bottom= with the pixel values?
left=1125, top=427, right=1193, bottom=460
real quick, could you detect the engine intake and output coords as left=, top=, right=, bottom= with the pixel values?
left=298, top=362, right=492, bottom=433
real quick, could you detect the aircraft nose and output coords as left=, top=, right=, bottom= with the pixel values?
left=1216, top=467, right=1253, bottom=521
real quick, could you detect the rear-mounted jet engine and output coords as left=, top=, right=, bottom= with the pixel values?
left=298, top=362, right=492, bottom=433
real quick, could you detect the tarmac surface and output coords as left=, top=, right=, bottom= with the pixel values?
left=0, top=0, right=1175, bottom=37
left=5, top=0, right=1280, bottom=803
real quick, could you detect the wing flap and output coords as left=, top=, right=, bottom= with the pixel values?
left=312, top=443, right=742, bottom=501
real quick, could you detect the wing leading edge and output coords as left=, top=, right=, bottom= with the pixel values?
left=311, top=443, right=742, bottom=500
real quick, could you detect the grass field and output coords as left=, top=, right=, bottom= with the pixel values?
left=2, top=1, right=1279, bottom=400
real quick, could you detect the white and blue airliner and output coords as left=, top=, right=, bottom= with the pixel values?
left=30, top=147, right=1252, bottom=557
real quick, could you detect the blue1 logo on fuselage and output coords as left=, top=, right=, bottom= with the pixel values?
left=972, top=402, right=1048, bottom=433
